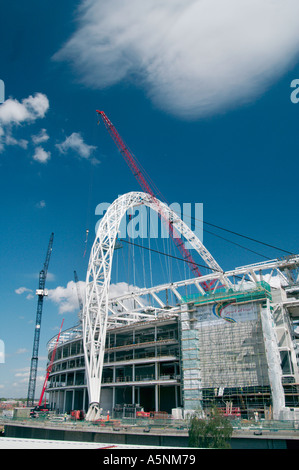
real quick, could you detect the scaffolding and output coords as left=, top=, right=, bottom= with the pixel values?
left=180, top=283, right=275, bottom=418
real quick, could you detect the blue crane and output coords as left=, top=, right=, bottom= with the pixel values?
left=27, top=233, right=54, bottom=407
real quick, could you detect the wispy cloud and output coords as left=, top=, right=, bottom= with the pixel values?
left=55, top=0, right=299, bottom=119
left=15, top=287, right=33, bottom=295
left=36, top=200, right=46, bottom=209
left=32, top=128, right=49, bottom=145
left=4, top=129, right=28, bottom=150
left=15, top=348, right=28, bottom=355
left=56, top=132, right=98, bottom=164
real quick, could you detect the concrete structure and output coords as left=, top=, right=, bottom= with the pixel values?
left=4, top=419, right=299, bottom=449
left=47, top=270, right=299, bottom=422
left=45, top=192, right=299, bottom=422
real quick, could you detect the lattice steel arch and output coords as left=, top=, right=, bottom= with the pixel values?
left=83, top=191, right=227, bottom=420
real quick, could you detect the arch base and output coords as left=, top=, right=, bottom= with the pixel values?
left=85, top=402, right=102, bottom=422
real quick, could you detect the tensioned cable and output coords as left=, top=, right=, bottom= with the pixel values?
left=193, top=216, right=294, bottom=255
left=148, top=185, right=294, bottom=256
left=135, top=173, right=294, bottom=257
left=199, top=227, right=272, bottom=260
left=141, top=189, right=294, bottom=256
left=160, top=203, right=294, bottom=256
left=136, top=205, right=274, bottom=261
left=119, top=237, right=258, bottom=290
left=119, top=236, right=298, bottom=290
left=97, top=114, right=294, bottom=257
left=120, top=238, right=223, bottom=274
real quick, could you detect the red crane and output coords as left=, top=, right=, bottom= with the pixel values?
left=96, top=110, right=211, bottom=288
left=37, top=318, right=64, bottom=409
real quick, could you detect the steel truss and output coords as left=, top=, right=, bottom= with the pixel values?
left=106, top=253, right=299, bottom=324
left=50, top=252, right=299, bottom=352
left=83, top=191, right=225, bottom=420
left=83, top=191, right=299, bottom=420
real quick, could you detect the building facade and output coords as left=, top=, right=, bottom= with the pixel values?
left=46, top=277, right=299, bottom=421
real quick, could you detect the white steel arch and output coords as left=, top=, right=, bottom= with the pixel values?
left=83, top=191, right=226, bottom=420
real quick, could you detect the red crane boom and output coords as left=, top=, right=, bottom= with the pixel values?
left=96, top=110, right=210, bottom=286
left=38, top=319, right=64, bottom=408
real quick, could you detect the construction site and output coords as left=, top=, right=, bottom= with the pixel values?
left=44, top=256, right=299, bottom=423
left=3, top=111, right=299, bottom=449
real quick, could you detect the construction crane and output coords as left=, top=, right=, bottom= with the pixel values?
left=36, top=318, right=64, bottom=411
left=27, top=233, right=54, bottom=407
left=96, top=111, right=217, bottom=289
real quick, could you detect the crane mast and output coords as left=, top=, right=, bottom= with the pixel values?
left=27, top=233, right=54, bottom=407
left=96, top=110, right=213, bottom=286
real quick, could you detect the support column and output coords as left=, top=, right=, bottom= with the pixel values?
left=71, top=389, right=75, bottom=410
left=83, top=388, right=86, bottom=412
left=155, top=360, right=159, bottom=411
left=261, top=300, right=286, bottom=420
left=132, top=363, right=135, bottom=405
left=63, top=390, right=66, bottom=414
left=112, top=386, right=115, bottom=410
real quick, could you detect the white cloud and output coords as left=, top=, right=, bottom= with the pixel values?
left=109, top=282, right=140, bottom=299
left=33, top=146, right=51, bottom=163
left=56, top=132, right=98, bottom=162
left=32, top=128, right=49, bottom=145
left=0, top=92, right=49, bottom=155
left=48, top=280, right=85, bottom=314
left=0, top=93, right=49, bottom=125
left=55, top=0, right=299, bottom=119
left=15, top=287, right=33, bottom=295
left=0, top=98, right=34, bottom=125
left=0, top=126, right=4, bottom=152
left=47, top=280, right=141, bottom=314
left=4, top=129, right=28, bottom=149
left=14, top=372, right=29, bottom=379
left=23, top=93, right=49, bottom=120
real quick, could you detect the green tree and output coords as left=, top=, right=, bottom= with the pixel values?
left=188, top=407, right=233, bottom=449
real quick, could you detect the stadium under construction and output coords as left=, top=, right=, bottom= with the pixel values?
left=45, top=191, right=299, bottom=424
left=35, top=112, right=298, bottom=426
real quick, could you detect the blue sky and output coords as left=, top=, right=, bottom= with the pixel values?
left=1, top=1, right=299, bottom=398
